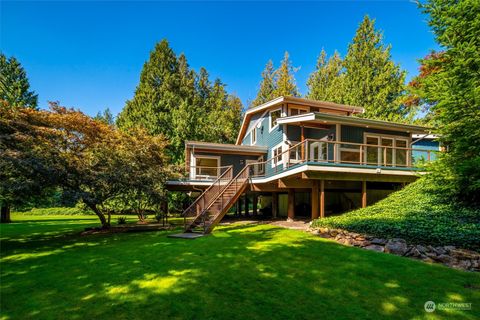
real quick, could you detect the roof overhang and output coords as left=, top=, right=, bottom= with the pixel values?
left=276, top=112, right=431, bottom=134
left=236, top=96, right=365, bottom=144
left=186, top=141, right=267, bottom=155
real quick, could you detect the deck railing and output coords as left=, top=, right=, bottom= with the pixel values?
left=248, top=139, right=437, bottom=179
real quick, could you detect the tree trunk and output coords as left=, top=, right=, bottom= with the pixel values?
left=85, top=202, right=109, bottom=228
left=1, top=204, right=11, bottom=223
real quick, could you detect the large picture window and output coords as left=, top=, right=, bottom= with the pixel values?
left=363, top=134, right=410, bottom=167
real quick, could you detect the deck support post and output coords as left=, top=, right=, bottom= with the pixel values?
left=245, top=194, right=250, bottom=217
left=362, top=180, right=367, bottom=208
left=252, top=193, right=258, bottom=216
left=301, top=126, right=305, bottom=161
left=288, top=188, right=295, bottom=221
left=320, top=180, right=325, bottom=218
left=311, top=180, right=319, bottom=220
left=272, top=192, right=278, bottom=218
left=237, top=198, right=242, bottom=217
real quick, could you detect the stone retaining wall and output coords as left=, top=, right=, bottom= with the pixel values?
left=310, top=227, right=479, bottom=272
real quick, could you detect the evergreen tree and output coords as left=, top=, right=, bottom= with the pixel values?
left=416, top=0, right=480, bottom=204
left=343, top=16, right=407, bottom=121
left=117, top=39, right=180, bottom=139
left=94, top=108, right=115, bottom=125
left=251, top=60, right=276, bottom=107
left=117, top=39, right=243, bottom=163
left=274, top=52, right=300, bottom=97
left=307, top=49, right=345, bottom=102
left=0, top=54, right=38, bottom=109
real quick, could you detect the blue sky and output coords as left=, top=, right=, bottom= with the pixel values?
left=1, top=1, right=438, bottom=117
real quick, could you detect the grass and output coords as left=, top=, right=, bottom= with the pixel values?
left=1, top=214, right=479, bottom=319
left=312, top=179, right=480, bottom=250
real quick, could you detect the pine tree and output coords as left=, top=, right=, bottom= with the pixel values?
left=343, top=16, right=407, bottom=121
left=274, top=52, right=300, bottom=97
left=251, top=60, right=276, bottom=107
left=0, top=54, right=38, bottom=109
left=307, top=49, right=345, bottom=102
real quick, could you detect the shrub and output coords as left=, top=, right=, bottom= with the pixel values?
left=14, top=207, right=94, bottom=216
left=311, top=178, right=480, bottom=250
left=117, top=216, right=127, bottom=225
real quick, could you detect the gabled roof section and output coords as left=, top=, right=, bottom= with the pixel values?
left=236, top=96, right=365, bottom=144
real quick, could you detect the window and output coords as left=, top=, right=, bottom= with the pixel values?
left=363, top=134, right=410, bottom=167
left=289, top=107, right=309, bottom=116
left=272, top=144, right=283, bottom=167
left=193, top=156, right=220, bottom=179
left=269, top=109, right=282, bottom=131
left=251, top=128, right=257, bottom=145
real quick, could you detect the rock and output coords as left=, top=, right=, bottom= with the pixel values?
left=416, top=245, right=427, bottom=254
left=435, top=247, right=447, bottom=255
left=385, top=238, right=408, bottom=256
left=450, top=249, right=480, bottom=260
left=435, top=254, right=453, bottom=264
left=405, top=247, right=422, bottom=258
left=444, top=245, right=456, bottom=252
left=352, top=239, right=370, bottom=247
left=365, top=244, right=385, bottom=252
left=371, top=238, right=387, bottom=245
left=451, top=260, right=472, bottom=270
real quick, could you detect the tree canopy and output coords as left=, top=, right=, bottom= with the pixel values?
left=0, top=53, right=38, bottom=109
left=414, top=0, right=480, bottom=204
left=117, top=39, right=243, bottom=163
left=0, top=104, right=172, bottom=227
left=251, top=60, right=276, bottom=107
left=307, top=49, right=344, bottom=102
left=306, top=16, right=411, bottom=122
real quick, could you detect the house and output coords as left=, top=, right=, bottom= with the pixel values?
left=166, top=96, right=439, bottom=233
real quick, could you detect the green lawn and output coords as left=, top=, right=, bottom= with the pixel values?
left=1, top=214, right=479, bottom=319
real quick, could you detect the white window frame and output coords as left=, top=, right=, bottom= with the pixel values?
left=363, top=133, right=411, bottom=167
left=271, top=142, right=284, bottom=168
left=288, top=106, right=309, bottom=116
left=250, top=127, right=257, bottom=145
left=191, top=154, right=221, bottom=180
left=269, top=108, right=282, bottom=132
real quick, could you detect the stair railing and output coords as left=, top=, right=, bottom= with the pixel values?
left=182, top=165, right=233, bottom=230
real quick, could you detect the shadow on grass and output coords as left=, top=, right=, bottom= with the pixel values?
left=1, top=220, right=479, bottom=320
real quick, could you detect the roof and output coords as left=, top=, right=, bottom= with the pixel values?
left=276, top=112, right=431, bottom=133
left=186, top=141, right=268, bottom=154
left=236, top=96, right=365, bottom=144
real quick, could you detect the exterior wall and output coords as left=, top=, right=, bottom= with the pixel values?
left=193, top=151, right=260, bottom=176
left=341, top=125, right=410, bottom=144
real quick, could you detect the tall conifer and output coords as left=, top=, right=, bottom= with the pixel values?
left=273, top=52, right=300, bottom=97
left=342, top=16, right=407, bottom=120
left=251, top=60, right=276, bottom=107
left=307, top=49, right=345, bottom=102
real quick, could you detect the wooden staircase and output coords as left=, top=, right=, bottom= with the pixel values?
left=182, top=165, right=251, bottom=234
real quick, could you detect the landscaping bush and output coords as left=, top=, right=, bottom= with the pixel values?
left=14, top=207, right=94, bottom=216
left=311, top=178, right=480, bottom=250
left=117, top=216, right=127, bottom=225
